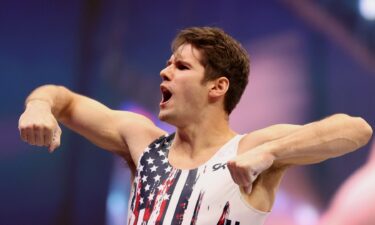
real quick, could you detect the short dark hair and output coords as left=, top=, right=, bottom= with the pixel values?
left=172, top=27, right=250, bottom=114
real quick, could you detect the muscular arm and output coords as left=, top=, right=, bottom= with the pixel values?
left=228, top=114, right=372, bottom=211
left=19, top=85, right=165, bottom=167
left=262, top=114, right=372, bottom=166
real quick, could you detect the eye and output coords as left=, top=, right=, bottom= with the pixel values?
left=176, top=63, right=189, bottom=70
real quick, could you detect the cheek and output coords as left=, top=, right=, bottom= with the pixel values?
left=182, top=86, right=206, bottom=104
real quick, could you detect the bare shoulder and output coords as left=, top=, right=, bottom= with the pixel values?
left=114, top=110, right=166, bottom=169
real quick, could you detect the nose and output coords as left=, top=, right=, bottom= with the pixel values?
left=160, top=65, right=172, bottom=81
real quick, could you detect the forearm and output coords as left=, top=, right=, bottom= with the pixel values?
left=25, top=85, right=73, bottom=119
left=266, top=114, right=373, bottom=166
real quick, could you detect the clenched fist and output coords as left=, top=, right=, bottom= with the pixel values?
left=18, top=100, right=61, bottom=152
left=227, top=150, right=275, bottom=194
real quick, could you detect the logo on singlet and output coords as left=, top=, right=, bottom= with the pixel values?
left=212, top=162, right=227, bottom=171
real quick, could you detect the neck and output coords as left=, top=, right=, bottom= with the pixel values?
left=171, top=112, right=236, bottom=157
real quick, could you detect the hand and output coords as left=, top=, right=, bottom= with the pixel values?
left=227, top=149, right=275, bottom=194
left=18, top=100, right=62, bottom=152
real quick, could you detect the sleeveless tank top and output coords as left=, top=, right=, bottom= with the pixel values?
left=127, top=133, right=269, bottom=225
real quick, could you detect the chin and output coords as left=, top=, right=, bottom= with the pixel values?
left=158, top=111, right=179, bottom=127
left=158, top=113, right=166, bottom=121
left=158, top=110, right=170, bottom=122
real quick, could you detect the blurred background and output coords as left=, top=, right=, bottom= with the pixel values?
left=1, top=0, right=374, bottom=224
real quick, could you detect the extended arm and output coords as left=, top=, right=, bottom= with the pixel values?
left=263, top=114, right=372, bottom=166
left=231, top=114, right=372, bottom=170
left=227, top=114, right=372, bottom=211
left=18, top=85, right=165, bottom=166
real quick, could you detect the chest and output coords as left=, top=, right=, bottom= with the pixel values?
left=127, top=135, right=268, bottom=225
left=129, top=157, right=240, bottom=224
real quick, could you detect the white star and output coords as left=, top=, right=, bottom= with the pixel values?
left=157, top=150, right=165, bottom=156
left=154, top=174, right=161, bottom=182
left=145, top=184, right=150, bottom=191
left=142, top=175, right=148, bottom=182
left=144, top=147, right=151, bottom=153
left=164, top=194, right=170, bottom=200
left=150, top=165, right=158, bottom=172
left=139, top=165, right=144, bottom=171
left=140, top=198, right=144, bottom=204
left=148, top=193, right=154, bottom=201
left=164, top=166, right=172, bottom=173
left=155, top=143, right=160, bottom=148
left=158, top=185, right=164, bottom=191
left=161, top=157, right=168, bottom=164
left=146, top=157, right=154, bottom=165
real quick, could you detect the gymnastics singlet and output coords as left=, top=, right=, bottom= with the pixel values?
left=127, top=133, right=269, bottom=225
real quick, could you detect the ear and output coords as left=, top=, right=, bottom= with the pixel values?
left=208, top=77, right=229, bottom=98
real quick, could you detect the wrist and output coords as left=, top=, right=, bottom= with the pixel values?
left=25, top=98, right=52, bottom=111
left=261, top=141, right=280, bottom=163
left=264, top=138, right=295, bottom=167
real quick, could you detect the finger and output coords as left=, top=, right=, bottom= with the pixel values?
left=228, top=161, right=250, bottom=186
left=49, top=128, right=61, bottom=153
left=229, top=160, right=252, bottom=184
left=26, top=127, right=36, bottom=145
left=235, top=165, right=253, bottom=187
left=243, top=184, right=253, bottom=194
left=227, top=161, right=240, bottom=184
left=43, top=127, right=52, bottom=147
left=228, top=160, right=255, bottom=194
left=18, top=117, right=26, bottom=141
left=232, top=165, right=253, bottom=194
left=230, top=165, right=253, bottom=194
left=25, top=133, right=30, bottom=144
left=243, top=170, right=260, bottom=194
left=34, top=126, right=44, bottom=146
left=20, top=128, right=28, bottom=142
left=49, top=138, right=60, bottom=153
left=248, top=170, right=259, bottom=183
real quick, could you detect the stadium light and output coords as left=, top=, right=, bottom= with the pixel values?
left=359, top=0, right=375, bottom=20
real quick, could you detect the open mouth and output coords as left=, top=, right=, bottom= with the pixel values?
left=161, top=86, right=172, bottom=104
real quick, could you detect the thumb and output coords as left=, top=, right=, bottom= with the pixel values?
left=242, top=184, right=253, bottom=194
left=48, top=127, right=61, bottom=153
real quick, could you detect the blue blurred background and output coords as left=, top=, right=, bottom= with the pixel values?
left=1, top=0, right=374, bottom=224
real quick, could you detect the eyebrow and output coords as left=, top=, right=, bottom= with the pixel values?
left=166, top=58, right=193, bottom=68
left=176, top=59, right=192, bottom=68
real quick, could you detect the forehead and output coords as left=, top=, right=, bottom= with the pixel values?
left=170, top=44, right=203, bottom=64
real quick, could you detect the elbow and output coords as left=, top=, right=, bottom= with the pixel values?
left=342, top=114, right=373, bottom=147
left=358, top=117, right=373, bottom=146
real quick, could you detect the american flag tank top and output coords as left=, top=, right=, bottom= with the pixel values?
left=127, top=133, right=269, bottom=225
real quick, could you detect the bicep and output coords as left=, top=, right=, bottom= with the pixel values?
left=239, top=124, right=303, bottom=167
left=241, top=124, right=302, bottom=150
left=58, top=93, right=164, bottom=160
